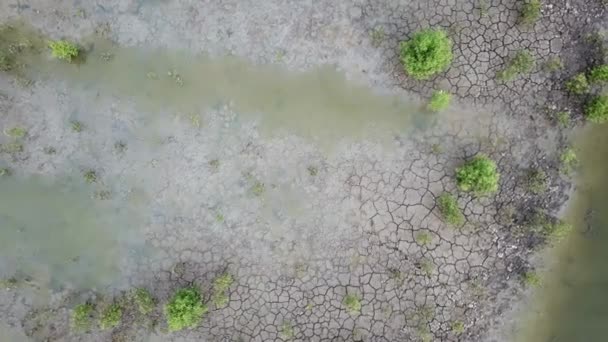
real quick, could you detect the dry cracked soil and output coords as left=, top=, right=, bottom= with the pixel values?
left=0, top=0, right=607, bottom=341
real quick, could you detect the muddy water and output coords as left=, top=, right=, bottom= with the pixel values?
left=0, top=177, right=146, bottom=289
left=519, top=123, right=608, bottom=342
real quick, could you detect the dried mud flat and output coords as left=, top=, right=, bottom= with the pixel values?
left=0, top=0, right=607, bottom=341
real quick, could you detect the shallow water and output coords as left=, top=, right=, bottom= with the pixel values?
left=519, top=123, right=608, bottom=342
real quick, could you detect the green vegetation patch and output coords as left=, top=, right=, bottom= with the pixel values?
left=519, top=0, right=541, bottom=26
left=343, top=294, right=362, bottom=315
left=585, top=95, right=608, bottom=123
left=5, top=126, right=26, bottom=138
left=72, top=303, right=94, bottom=331
left=99, top=303, right=122, bottom=330
left=456, top=155, right=500, bottom=194
left=451, top=320, right=465, bottom=335
left=497, top=50, right=535, bottom=81
left=415, top=231, right=432, bottom=246
left=1, top=142, right=23, bottom=153
left=437, top=193, right=464, bottom=226
left=526, top=168, right=548, bottom=194
left=83, top=170, right=97, bottom=184
left=555, top=111, right=570, bottom=127
left=565, top=73, right=589, bottom=95
left=165, top=287, right=208, bottom=331
left=279, top=321, right=295, bottom=340
left=544, top=57, right=564, bottom=72
left=589, top=65, right=608, bottom=83
left=48, top=40, right=79, bottom=62
left=399, top=29, right=453, bottom=80
left=133, top=288, right=156, bottom=315
left=212, top=273, right=234, bottom=309
left=0, top=167, right=11, bottom=177
left=427, top=90, right=451, bottom=112
left=521, top=271, right=541, bottom=287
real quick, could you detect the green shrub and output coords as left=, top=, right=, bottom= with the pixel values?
left=560, top=147, right=578, bottom=173
left=588, top=65, right=608, bottom=83
left=585, top=95, right=608, bottom=123
left=521, top=271, right=541, bottom=287
left=133, top=288, right=156, bottom=315
left=437, top=193, right=464, bottom=225
left=565, top=73, right=589, bottom=94
left=343, top=294, right=361, bottom=315
left=399, top=29, right=453, bottom=80
left=519, top=0, right=541, bottom=26
left=72, top=303, right=94, bottom=331
left=48, top=40, right=79, bottom=62
left=165, top=287, right=208, bottom=331
left=0, top=52, right=13, bottom=71
left=99, top=303, right=122, bottom=330
left=427, top=90, right=452, bottom=112
left=456, top=155, right=500, bottom=194
left=497, top=50, right=535, bottom=81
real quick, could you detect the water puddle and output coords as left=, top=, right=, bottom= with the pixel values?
left=518, top=123, right=608, bottom=341
left=0, top=177, right=147, bottom=290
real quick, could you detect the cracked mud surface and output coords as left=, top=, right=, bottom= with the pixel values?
left=0, top=0, right=606, bottom=341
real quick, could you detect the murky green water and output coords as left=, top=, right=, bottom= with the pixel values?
left=519, top=123, right=608, bottom=342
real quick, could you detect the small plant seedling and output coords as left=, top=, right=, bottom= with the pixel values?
left=0, top=52, right=13, bottom=71
left=114, top=141, right=127, bottom=153
left=526, top=168, right=548, bottom=194
left=133, top=288, right=156, bottom=315
left=544, top=57, right=564, bottom=72
left=585, top=95, right=608, bottom=123
left=4, top=126, right=26, bottom=138
left=43, top=146, right=56, bottom=154
left=415, top=232, right=432, bottom=246
left=519, top=0, right=541, bottom=26
left=212, top=292, right=229, bottom=308
left=215, top=212, right=225, bottom=222
left=370, top=26, right=385, bottom=47
left=541, top=219, right=572, bottom=241
left=212, top=273, right=233, bottom=309
left=456, top=155, right=500, bottom=194
left=72, top=303, right=94, bottom=331
left=343, top=294, right=362, bottom=315
left=307, top=166, right=318, bottom=176
left=560, top=147, right=578, bottom=174
left=437, top=193, right=464, bottom=225
left=1, top=142, right=23, bottom=153
left=589, top=65, right=608, bottom=83
left=555, top=111, right=570, bottom=127
left=99, top=303, right=122, bottom=330
left=70, top=120, right=83, bottom=132
left=497, top=50, right=535, bottom=81
left=521, top=271, right=541, bottom=287
left=0, top=167, right=11, bottom=177
left=165, top=287, right=208, bottom=331
left=399, top=29, right=453, bottom=80
left=49, top=40, right=79, bottom=62
left=83, top=170, right=97, bottom=183
left=279, top=321, right=295, bottom=340
left=209, top=159, right=220, bottom=170
left=431, top=143, right=442, bottom=154
left=418, top=259, right=434, bottom=276
left=427, top=90, right=451, bottom=112
left=565, top=73, right=589, bottom=95
left=451, top=320, right=465, bottom=335
left=251, top=181, right=265, bottom=196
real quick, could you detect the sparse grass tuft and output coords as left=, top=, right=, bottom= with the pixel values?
left=212, top=273, right=234, bottom=309
left=399, top=29, right=453, bottom=80
left=544, top=57, right=564, bottom=72
left=519, top=0, right=541, bottom=26
left=521, top=271, right=541, bottom=287
left=70, top=120, right=83, bottom=132
left=165, top=287, right=208, bottom=331
left=49, top=40, right=79, bottom=62
left=370, top=27, right=385, bottom=47
left=585, top=95, right=608, bottom=123
left=437, top=193, right=464, bottom=226
left=343, top=294, right=362, bottom=315
left=415, top=232, right=432, bottom=246
left=0, top=52, right=13, bottom=71
left=72, top=303, right=94, bottom=331
left=279, top=321, right=295, bottom=340
left=456, top=155, right=500, bottom=194
left=555, top=111, right=570, bottom=127
left=251, top=181, right=265, bottom=196
left=1, top=142, right=23, bottom=153
left=307, top=165, right=318, bottom=176
left=5, top=126, right=26, bottom=138
left=427, top=90, right=451, bottom=112
left=497, top=50, right=535, bottom=81
left=560, top=147, right=578, bottom=174
left=588, top=65, right=608, bottom=84
left=0, top=167, right=11, bottom=177
left=99, top=303, right=122, bottom=330
left=83, top=170, right=97, bottom=183
left=114, top=141, right=127, bottom=154
left=565, top=73, right=589, bottom=95
left=419, top=258, right=434, bottom=276
left=133, top=288, right=155, bottom=315
left=451, top=320, right=465, bottom=335
left=544, top=219, right=573, bottom=241
left=526, top=168, right=548, bottom=194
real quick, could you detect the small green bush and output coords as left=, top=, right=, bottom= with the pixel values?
left=565, top=73, right=589, bottom=94
left=456, top=155, right=500, bottom=194
left=585, top=95, right=608, bottom=123
left=497, top=50, right=535, bottom=81
left=427, top=90, right=452, bottom=112
left=519, top=0, right=541, bottom=26
left=133, top=288, right=156, bottom=315
left=83, top=170, right=97, bottom=183
left=399, top=29, right=453, bottom=80
left=343, top=294, right=361, bottom=315
left=49, top=40, right=79, bottom=62
left=437, top=193, right=464, bottom=225
left=560, top=147, right=578, bottom=174
left=72, top=303, right=94, bottom=331
left=99, top=303, right=122, bottom=330
left=588, top=65, right=608, bottom=83
left=165, top=287, right=208, bottom=331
